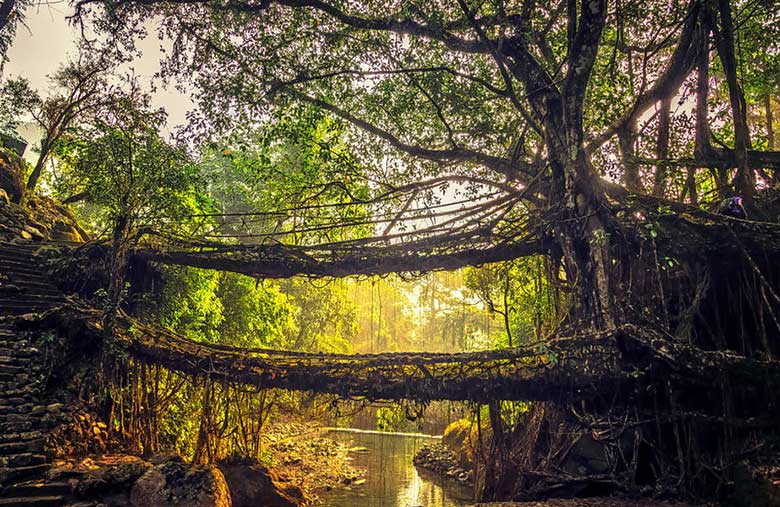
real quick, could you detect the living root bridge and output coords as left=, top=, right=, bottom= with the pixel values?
left=23, top=303, right=780, bottom=405
left=134, top=235, right=544, bottom=279
left=132, top=198, right=780, bottom=280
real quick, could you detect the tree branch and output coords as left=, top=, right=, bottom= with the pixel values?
left=288, top=88, right=529, bottom=181
left=586, top=0, right=707, bottom=154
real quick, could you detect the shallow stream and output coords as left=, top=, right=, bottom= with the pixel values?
left=319, top=429, right=474, bottom=507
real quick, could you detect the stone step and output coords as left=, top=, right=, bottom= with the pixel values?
left=0, top=383, right=35, bottom=393
left=0, top=289, right=53, bottom=299
left=0, top=362, right=32, bottom=373
left=0, top=355, right=33, bottom=364
left=0, top=346, right=38, bottom=354
left=0, top=293, right=63, bottom=302
left=0, top=403, right=34, bottom=415
left=0, top=329, right=19, bottom=335
left=0, top=244, right=38, bottom=254
left=0, top=382, right=35, bottom=393
left=0, top=372, right=33, bottom=384
left=0, top=276, right=50, bottom=287
left=0, top=396, right=38, bottom=409
left=0, top=257, right=46, bottom=269
left=0, top=348, right=39, bottom=358
left=0, top=369, right=37, bottom=380
left=0, top=439, right=44, bottom=456
left=0, top=387, right=34, bottom=396
left=0, top=287, right=62, bottom=298
left=0, top=371, right=31, bottom=383
left=0, top=288, right=54, bottom=298
left=0, top=271, right=54, bottom=281
left=0, top=252, right=44, bottom=262
left=0, top=243, right=43, bottom=253
left=0, top=255, right=40, bottom=266
left=0, top=398, right=39, bottom=408
left=0, top=311, right=54, bottom=318
left=0, top=432, right=42, bottom=445
left=1, top=463, right=49, bottom=483
left=0, top=244, right=45, bottom=255
left=0, top=364, right=34, bottom=374
left=0, top=272, right=51, bottom=283
left=2, top=278, right=59, bottom=288
left=0, top=454, right=46, bottom=468
left=0, top=364, right=35, bottom=375
left=0, top=420, right=37, bottom=433
left=0, top=496, right=65, bottom=507
left=0, top=252, right=43, bottom=263
left=0, top=295, right=62, bottom=306
left=0, top=297, right=61, bottom=306
left=0, top=306, right=61, bottom=316
left=0, top=359, right=37, bottom=369
left=0, top=384, right=37, bottom=394
left=0, top=294, right=61, bottom=302
left=0, top=305, right=60, bottom=317
left=0, top=310, right=60, bottom=319
left=2, top=480, right=70, bottom=498
left=0, top=300, right=60, bottom=307
left=0, top=386, right=35, bottom=394
left=0, top=355, right=32, bottom=364
left=1, top=411, right=45, bottom=423
left=0, top=386, right=34, bottom=396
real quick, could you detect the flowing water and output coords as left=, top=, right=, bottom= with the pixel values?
left=319, top=429, right=474, bottom=507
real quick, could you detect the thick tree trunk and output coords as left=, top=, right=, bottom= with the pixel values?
left=715, top=0, right=754, bottom=197
left=551, top=146, right=616, bottom=329
left=619, top=123, right=641, bottom=192
left=767, top=95, right=775, bottom=151
left=694, top=18, right=711, bottom=160
left=0, top=0, right=15, bottom=33
left=26, top=139, right=52, bottom=194
left=482, top=400, right=512, bottom=501
left=767, top=94, right=777, bottom=185
left=108, top=215, right=130, bottom=306
left=502, top=273, right=513, bottom=347
left=684, top=167, right=698, bottom=205
left=653, top=96, right=672, bottom=196
left=193, top=377, right=213, bottom=465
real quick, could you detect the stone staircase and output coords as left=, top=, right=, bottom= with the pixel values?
left=0, top=242, right=69, bottom=505
left=0, top=243, right=65, bottom=316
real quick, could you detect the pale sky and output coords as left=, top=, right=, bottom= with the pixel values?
left=4, top=5, right=193, bottom=133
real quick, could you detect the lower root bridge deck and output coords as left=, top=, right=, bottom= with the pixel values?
left=20, top=303, right=780, bottom=405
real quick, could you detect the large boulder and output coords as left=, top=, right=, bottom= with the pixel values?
left=49, top=455, right=154, bottom=499
left=218, top=462, right=302, bottom=507
left=0, top=150, right=25, bottom=204
left=130, top=460, right=231, bottom=507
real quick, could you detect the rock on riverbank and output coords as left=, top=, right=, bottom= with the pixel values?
left=413, top=442, right=473, bottom=486
left=264, top=421, right=364, bottom=504
left=45, top=453, right=305, bottom=506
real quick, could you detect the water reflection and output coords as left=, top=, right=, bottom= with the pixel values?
left=321, top=430, right=473, bottom=507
